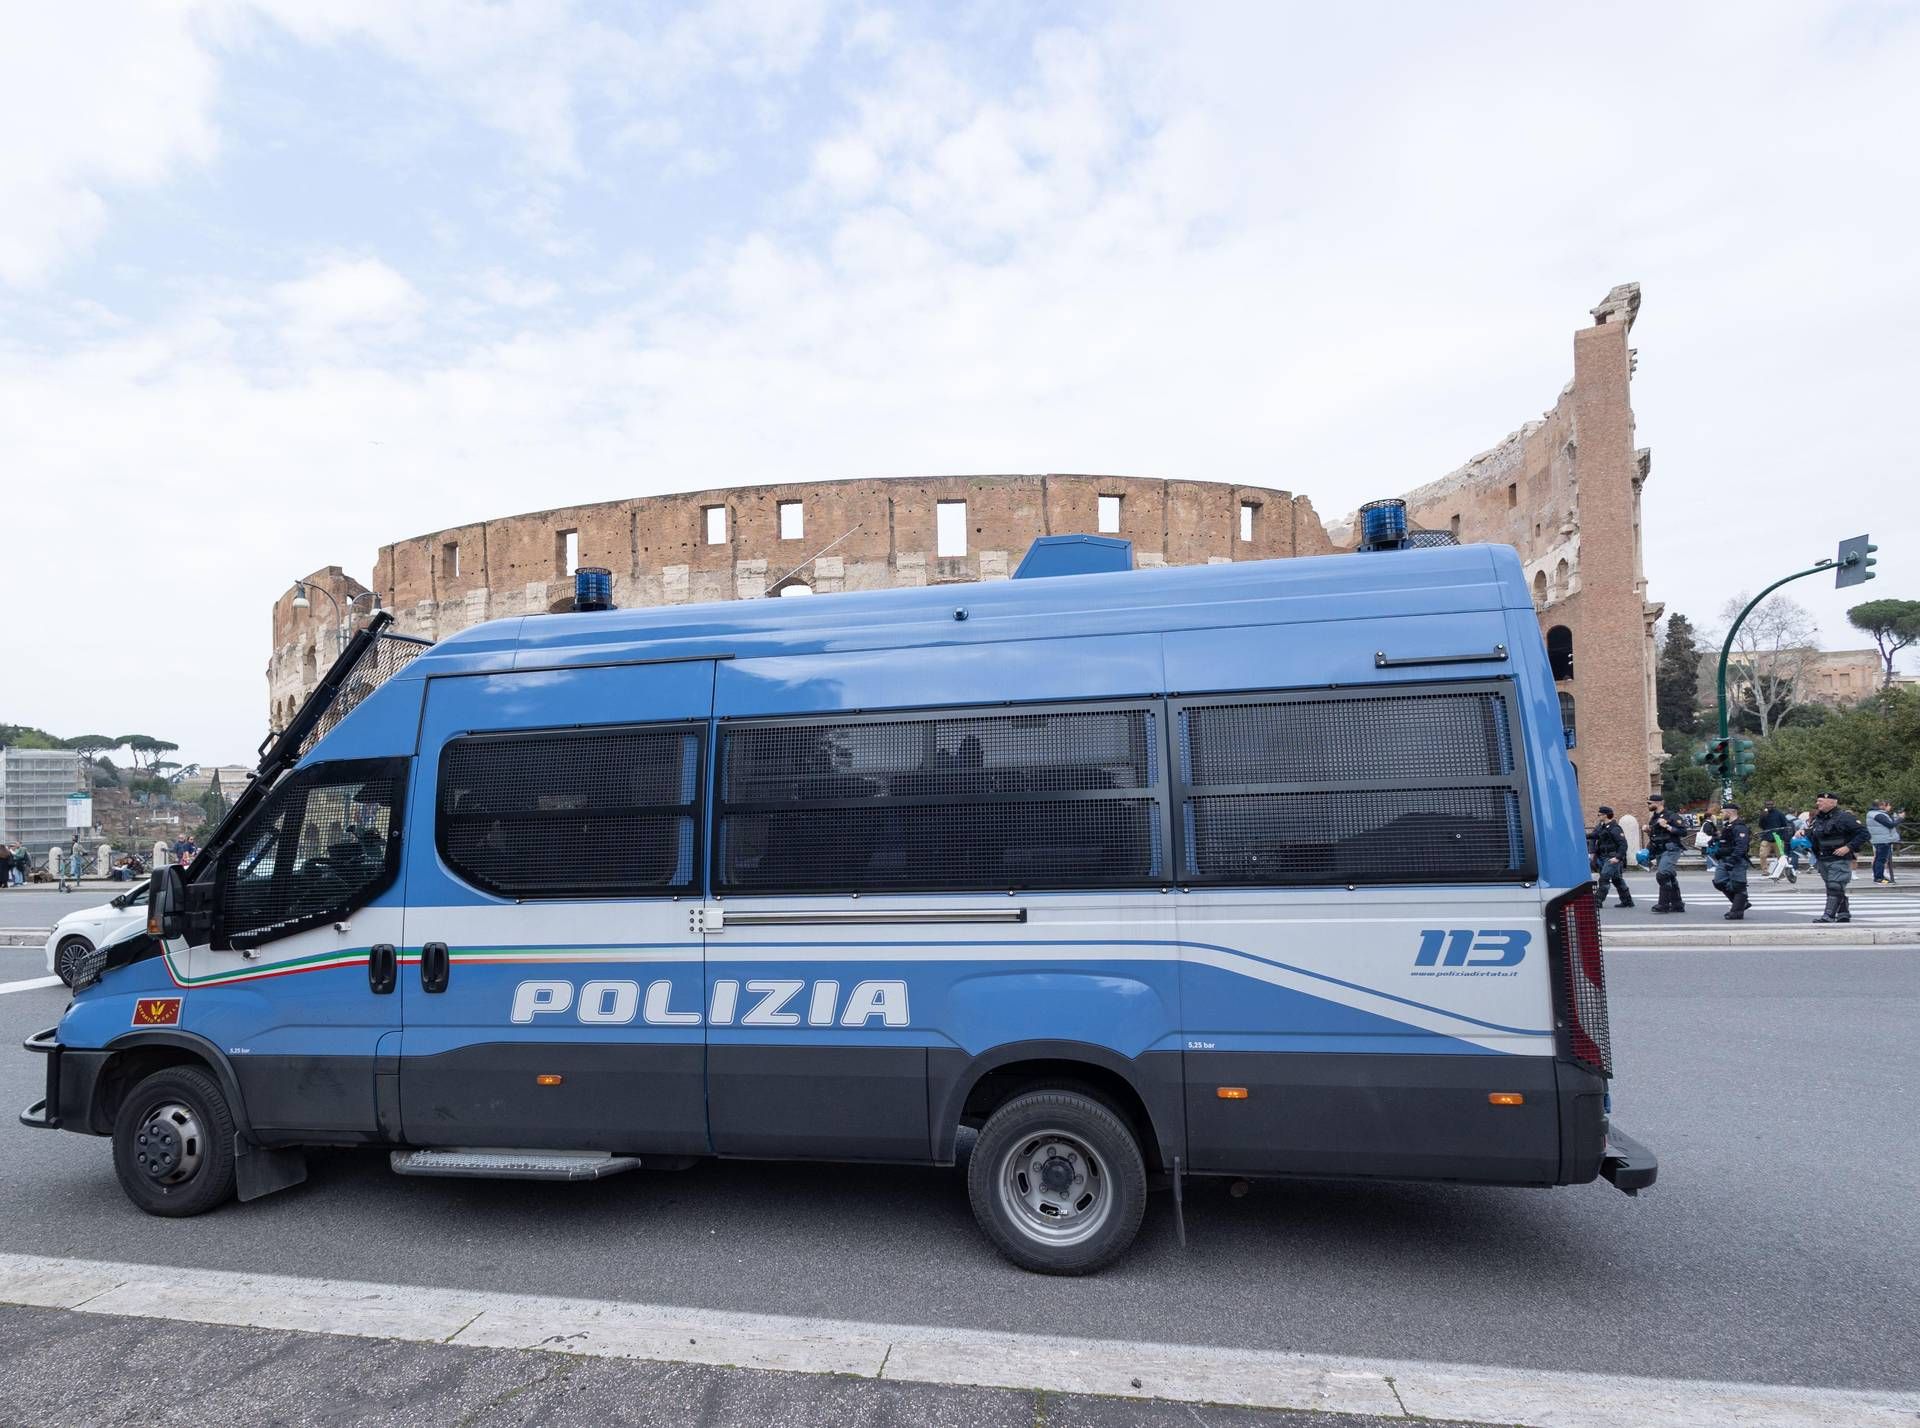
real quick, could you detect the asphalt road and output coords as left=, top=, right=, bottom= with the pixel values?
left=1, top=941, right=1914, bottom=1395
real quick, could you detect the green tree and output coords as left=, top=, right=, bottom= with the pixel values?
left=1847, top=599, right=1920, bottom=689
left=1748, top=687, right=1920, bottom=819
left=118, top=736, right=180, bottom=771
left=1655, top=614, right=1702, bottom=735
left=0, top=723, right=60, bottom=750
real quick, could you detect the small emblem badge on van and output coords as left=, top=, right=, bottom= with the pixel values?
left=132, top=997, right=182, bottom=1027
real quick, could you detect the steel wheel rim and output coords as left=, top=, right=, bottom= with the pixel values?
left=995, top=1128, right=1112, bottom=1247
left=133, top=1101, right=204, bottom=1188
left=55, top=940, right=89, bottom=984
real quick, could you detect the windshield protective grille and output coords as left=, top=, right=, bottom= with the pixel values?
left=297, top=632, right=430, bottom=760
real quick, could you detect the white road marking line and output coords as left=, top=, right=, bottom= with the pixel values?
left=0, top=976, right=61, bottom=995
left=0, top=1252, right=1913, bottom=1427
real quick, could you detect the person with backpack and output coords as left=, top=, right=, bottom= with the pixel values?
left=1868, top=800, right=1902, bottom=884
left=1757, top=800, right=1797, bottom=883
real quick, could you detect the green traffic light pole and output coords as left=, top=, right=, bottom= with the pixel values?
left=1712, top=541, right=1871, bottom=799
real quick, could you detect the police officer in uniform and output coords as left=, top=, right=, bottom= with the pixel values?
left=1591, top=806, right=1632, bottom=907
left=1645, top=793, right=1686, bottom=913
left=1807, top=791, right=1870, bottom=923
left=1709, top=800, right=1752, bottom=919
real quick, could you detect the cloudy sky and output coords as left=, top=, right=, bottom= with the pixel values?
left=2, top=1, right=1914, bottom=767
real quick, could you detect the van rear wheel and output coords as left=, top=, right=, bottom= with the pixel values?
left=111, top=1066, right=237, bottom=1217
left=967, top=1089, right=1146, bottom=1274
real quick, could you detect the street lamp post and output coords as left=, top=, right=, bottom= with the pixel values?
left=1708, top=534, right=1876, bottom=801
left=290, top=581, right=380, bottom=649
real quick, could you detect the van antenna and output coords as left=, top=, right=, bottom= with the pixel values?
left=767, top=523, right=863, bottom=595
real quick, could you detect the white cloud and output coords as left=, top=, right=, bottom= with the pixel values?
left=273, top=257, right=422, bottom=339
left=476, top=268, right=562, bottom=309
left=0, top=4, right=219, bottom=285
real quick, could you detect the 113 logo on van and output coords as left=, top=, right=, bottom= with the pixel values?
left=1412, top=929, right=1530, bottom=976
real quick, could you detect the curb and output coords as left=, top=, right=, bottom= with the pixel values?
left=1606, top=927, right=1917, bottom=948
left=1, top=930, right=52, bottom=948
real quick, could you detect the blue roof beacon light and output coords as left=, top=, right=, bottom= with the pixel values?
left=1358, top=499, right=1409, bottom=552
left=574, top=566, right=614, bottom=612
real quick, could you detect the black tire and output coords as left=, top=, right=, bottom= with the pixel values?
left=53, top=936, right=93, bottom=987
left=111, top=1066, right=238, bottom=1217
left=967, top=1089, right=1146, bottom=1275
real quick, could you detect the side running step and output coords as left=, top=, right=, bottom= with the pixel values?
left=390, top=1149, right=640, bottom=1181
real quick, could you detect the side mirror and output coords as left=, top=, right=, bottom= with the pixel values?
left=147, top=867, right=184, bottom=939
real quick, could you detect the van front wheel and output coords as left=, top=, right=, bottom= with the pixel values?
left=967, top=1089, right=1146, bottom=1274
left=111, top=1066, right=237, bottom=1217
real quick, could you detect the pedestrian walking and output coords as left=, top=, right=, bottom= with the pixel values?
left=1708, top=801, right=1753, bottom=920
left=1646, top=793, right=1687, bottom=913
left=1807, top=792, right=1870, bottom=924
left=1867, top=800, right=1902, bottom=884
left=1590, top=805, right=1633, bottom=907
left=0, top=844, right=12, bottom=888
left=1756, top=801, right=1796, bottom=883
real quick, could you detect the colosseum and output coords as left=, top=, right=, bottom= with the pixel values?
left=271, top=284, right=1663, bottom=822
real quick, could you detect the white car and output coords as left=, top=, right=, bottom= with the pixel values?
left=46, top=883, right=149, bottom=986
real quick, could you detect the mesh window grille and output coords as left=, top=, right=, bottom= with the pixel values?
left=718, top=706, right=1163, bottom=892
left=437, top=727, right=701, bottom=898
left=1183, top=691, right=1513, bottom=786
left=1178, top=686, right=1531, bottom=885
left=218, top=760, right=404, bottom=946
left=297, top=633, right=431, bottom=760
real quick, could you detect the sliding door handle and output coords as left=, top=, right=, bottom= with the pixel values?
left=368, top=943, right=396, bottom=995
left=420, top=941, right=450, bottom=994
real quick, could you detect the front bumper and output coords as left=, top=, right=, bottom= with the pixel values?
left=20, top=1027, right=108, bottom=1134
left=21, top=1026, right=60, bottom=1129
left=1599, top=1124, right=1659, bottom=1194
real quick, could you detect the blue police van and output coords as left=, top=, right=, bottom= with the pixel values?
left=24, top=530, right=1655, bottom=1273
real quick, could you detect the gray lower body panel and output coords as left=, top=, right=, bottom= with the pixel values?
left=1183, top=1051, right=1570, bottom=1184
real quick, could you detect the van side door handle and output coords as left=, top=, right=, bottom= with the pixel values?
left=368, top=943, right=396, bottom=995
left=420, top=942, right=450, bottom=994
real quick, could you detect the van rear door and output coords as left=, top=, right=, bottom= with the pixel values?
left=398, top=661, right=715, bottom=1153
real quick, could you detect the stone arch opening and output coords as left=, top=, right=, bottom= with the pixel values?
left=1558, top=690, right=1576, bottom=744
left=776, top=582, right=814, bottom=597
left=1555, top=557, right=1571, bottom=598
left=1533, top=570, right=1548, bottom=607
left=1547, top=625, right=1575, bottom=683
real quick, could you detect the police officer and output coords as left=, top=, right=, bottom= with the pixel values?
left=1709, top=800, right=1752, bottom=919
left=1590, top=805, right=1632, bottom=907
left=1807, top=791, right=1870, bottom=923
left=1645, top=793, right=1687, bottom=913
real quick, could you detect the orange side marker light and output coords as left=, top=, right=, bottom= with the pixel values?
left=1488, top=1092, right=1525, bottom=1106
left=1216, top=1086, right=1249, bottom=1100
left=535, top=1074, right=564, bottom=1087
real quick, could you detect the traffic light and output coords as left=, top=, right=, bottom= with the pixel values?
left=1836, top=534, right=1878, bottom=588
left=1695, top=738, right=1730, bottom=779
left=1731, top=737, right=1757, bottom=778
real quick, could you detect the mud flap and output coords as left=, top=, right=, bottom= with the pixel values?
left=235, top=1137, right=308, bottom=1202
